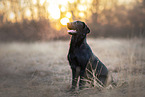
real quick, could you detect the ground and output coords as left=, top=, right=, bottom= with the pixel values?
left=0, top=38, right=145, bottom=97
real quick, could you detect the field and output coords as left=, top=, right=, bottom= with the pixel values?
left=0, top=38, right=145, bottom=97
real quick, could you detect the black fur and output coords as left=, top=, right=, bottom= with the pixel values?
left=67, top=21, right=108, bottom=90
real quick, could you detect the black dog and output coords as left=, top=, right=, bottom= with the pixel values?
left=67, top=21, right=109, bottom=90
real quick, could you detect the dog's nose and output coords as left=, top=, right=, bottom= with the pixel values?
left=67, top=23, right=70, bottom=26
left=67, top=22, right=71, bottom=28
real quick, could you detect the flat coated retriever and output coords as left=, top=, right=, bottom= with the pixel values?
left=67, top=21, right=109, bottom=90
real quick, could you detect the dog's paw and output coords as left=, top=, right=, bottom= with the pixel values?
left=66, top=87, right=76, bottom=92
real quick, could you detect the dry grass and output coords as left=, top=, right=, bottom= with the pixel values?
left=0, top=38, right=144, bottom=97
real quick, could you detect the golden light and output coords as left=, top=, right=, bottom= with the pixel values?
left=16, top=12, right=22, bottom=22
left=118, top=0, right=135, bottom=4
left=138, top=0, right=143, bottom=3
left=78, top=5, right=87, bottom=11
left=34, top=7, right=38, bottom=13
left=0, top=2, right=4, bottom=12
left=55, top=24, right=61, bottom=30
left=60, top=17, right=70, bottom=25
left=40, top=0, right=45, bottom=5
left=9, top=12, right=15, bottom=20
left=57, top=0, right=68, bottom=6
left=46, top=0, right=49, bottom=2
left=6, top=1, right=11, bottom=9
left=99, top=6, right=104, bottom=11
left=60, top=6, right=66, bottom=12
left=68, top=0, right=75, bottom=3
left=25, top=9, right=31, bottom=18
left=33, top=7, right=38, bottom=19
left=79, top=12, right=85, bottom=17
left=86, top=0, right=93, bottom=3
left=47, top=5, right=60, bottom=19
left=32, top=0, right=37, bottom=5
left=80, top=0, right=86, bottom=3
left=66, top=12, right=72, bottom=18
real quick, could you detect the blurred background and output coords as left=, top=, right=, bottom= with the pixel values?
left=0, top=0, right=145, bottom=41
left=0, top=1, right=145, bottom=97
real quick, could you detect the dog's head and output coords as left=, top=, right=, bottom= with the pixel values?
left=67, top=21, right=90, bottom=35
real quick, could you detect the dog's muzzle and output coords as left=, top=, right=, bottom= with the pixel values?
left=67, top=22, right=77, bottom=35
left=67, top=30, right=77, bottom=35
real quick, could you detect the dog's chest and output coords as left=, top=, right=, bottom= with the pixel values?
left=68, top=47, right=91, bottom=66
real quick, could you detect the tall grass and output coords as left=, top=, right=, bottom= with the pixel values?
left=0, top=38, right=144, bottom=97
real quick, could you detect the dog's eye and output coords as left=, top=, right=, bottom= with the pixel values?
left=74, top=21, right=77, bottom=24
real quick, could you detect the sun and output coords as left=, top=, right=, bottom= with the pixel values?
left=8, top=11, right=15, bottom=22
left=66, top=12, right=72, bottom=18
left=9, top=12, right=15, bottom=20
left=60, top=18, right=70, bottom=25
left=47, top=5, right=60, bottom=20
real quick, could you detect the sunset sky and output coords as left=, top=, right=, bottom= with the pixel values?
left=0, top=0, right=138, bottom=30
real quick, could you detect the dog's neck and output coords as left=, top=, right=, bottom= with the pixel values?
left=69, top=35, right=87, bottom=52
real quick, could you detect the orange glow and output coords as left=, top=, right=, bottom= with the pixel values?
left=118, top=0, right=134, bottom=4
left=60, top=7, right=66, bottom=12
left=47, top=5, right=60, bottom=20
left=80, top=0, right=86, bottom=3
left=0, top=2, right=4, bottom=12
left=79, top=12, right=85, bottom=17
left=57, top=0, right=68, bottom=5
left=60, top=18, right=70, bottom=25
left=66, top=12, right=72, bottom=18
left=68, top=0, right=75, bottom=3
left=0, top=0, right=138, bottom=30
left=99, top=6, right=104, bottom=11
left=25, top=9, right=31, bottom=19
left=31, top=7, right=38, bottom=20
left=78, top=5, right=87, bottom=11
left=32, top=0, right=37, bottom=5
left=9, top=12, right=15, bottom=22
left=6, top=1, right=11, bottom=9
left=40, top=0, right=45, bottom=5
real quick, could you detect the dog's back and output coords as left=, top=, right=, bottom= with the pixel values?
left=86, top=54, right=108, bottom=85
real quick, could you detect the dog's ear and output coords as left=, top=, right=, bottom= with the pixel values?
left=85, top=25, right=90, bottom=34
left=82, top=22, right=90, bottom=34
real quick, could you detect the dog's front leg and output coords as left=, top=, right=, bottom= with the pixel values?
left=71, top=66, right=80, bottom=91
left=79, top=69, right=86, bottom=89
